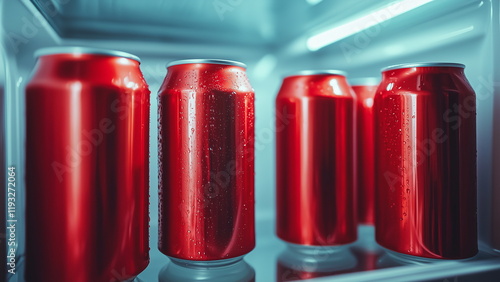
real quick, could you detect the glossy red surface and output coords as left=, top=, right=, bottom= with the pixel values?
left=352, top=84, right=378, bottom=225
left=158, top=62, right=255, bottom=260
left=25, top=53, right=150, bottom=281
left=374, top=65, right=477, bottom=259
left=276, top=73, right=357, bottom=246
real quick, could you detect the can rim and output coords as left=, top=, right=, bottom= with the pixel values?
left=34, top=46, right=141, bottom=62
left=382, top=62, right=465, bottom=72
left=285, top=70, right=347, bottom=78
left=349, top=77, right=380, bottom=86
left=166, top=59, right=247, bottom=69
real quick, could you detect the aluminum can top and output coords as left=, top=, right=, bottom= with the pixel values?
left=35, top=46, right=140, bottom=62
left=285, top=69, right=347, bottom=78
left=167, top=59, right=246, bottom=69
left=382, top=62, right=464, bottom=72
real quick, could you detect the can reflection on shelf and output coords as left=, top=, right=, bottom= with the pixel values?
left=276, top=245, right=357, bottom=281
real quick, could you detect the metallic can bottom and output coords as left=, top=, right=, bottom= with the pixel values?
left=168, top=256, right=245, bottom=267
left=160, top=256, right=255, bottom=282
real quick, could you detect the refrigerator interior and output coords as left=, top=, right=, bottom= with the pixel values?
left=2, top=0, right=500, bottom=281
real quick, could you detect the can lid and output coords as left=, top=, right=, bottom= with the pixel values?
left=34, top=47, right=141, bottom=62
left=166, top=59, right=247, bottom=69
left=349, top=77, right=380, bottom=86
left=285, top=70, right=347, bottom=78
left=382, top=62, right=465, bottom=72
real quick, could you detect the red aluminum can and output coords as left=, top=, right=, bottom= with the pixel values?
left=351, top=78, right=379, bottom=225
left=25, top=47, right=150, bottom=281
left=276, top=70, right=357, bottom=246
left=374, top=62, right=477, bottom=259
left=158, top=59, right=255, bottom=262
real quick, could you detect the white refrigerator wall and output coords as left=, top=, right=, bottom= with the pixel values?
left=2, top=0, right=500, bottom=274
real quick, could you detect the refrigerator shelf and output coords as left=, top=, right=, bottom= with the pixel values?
left=134, top=222, right=500, bottom=281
